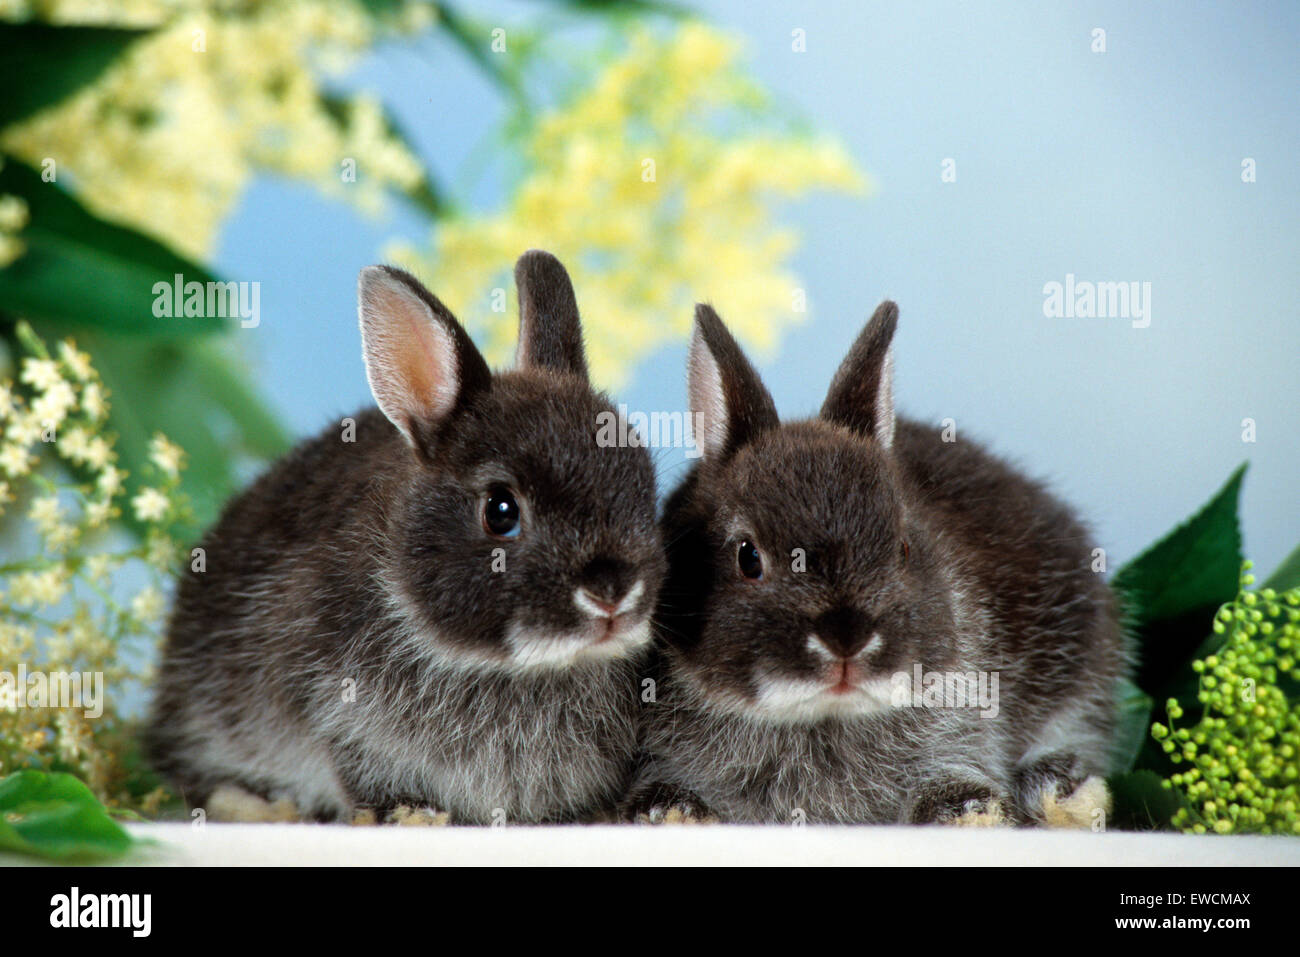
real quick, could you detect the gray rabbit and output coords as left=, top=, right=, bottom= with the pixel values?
left=146, top=251, right=665, bottom=823
left=627, top=301, right=1127, bottom=825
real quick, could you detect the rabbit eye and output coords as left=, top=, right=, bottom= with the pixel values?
left=483, top=486, right=521, bottom=538
left=737, top=540, right=763, bottom=580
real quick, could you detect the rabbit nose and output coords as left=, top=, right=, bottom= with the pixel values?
left=812, top=607, right=875, bottom=658
left=576, top=581, right=645, bottom=621
left=578, top=592, right=618, bottom=618
left=579, top=556, right=637, bottom=608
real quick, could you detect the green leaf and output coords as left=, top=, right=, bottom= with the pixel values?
left=187, top=339, right=293, bottom=459
left=1112, top=463, right=1247, bottom=627
left=1112, top=464, right=1247, bottom=701
left=0, top=154, right=226, bottom=337
left=1109, top=677, right=1154, bottom=775
left=1107, top=770, right=1184, bottom=831
left=1263, top=542, right=1300, bottom=593
left=0, top=771, right=136, bottom=861
left=0, top=23, right=149, bottom=128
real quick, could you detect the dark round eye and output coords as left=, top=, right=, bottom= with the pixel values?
left=737, top=540, right=763, bottom=580
left=483, top=487, right=520, bottom=538
left=901, top=540, right=910, bottom=566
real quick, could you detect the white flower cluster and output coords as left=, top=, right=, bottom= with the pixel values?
left=1, top=324, right=184, bottom=811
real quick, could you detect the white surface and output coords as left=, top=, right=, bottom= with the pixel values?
left=120, top=823, right=1300, bottom=867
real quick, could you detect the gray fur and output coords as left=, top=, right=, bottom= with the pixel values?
left=629, top=301, right=1128, bottom=824
left=146, top=253, right=663, bottom=823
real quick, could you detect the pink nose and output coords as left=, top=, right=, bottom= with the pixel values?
left=580, top=591, right=619, bottom=618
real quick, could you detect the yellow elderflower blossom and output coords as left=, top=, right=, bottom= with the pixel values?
left=130, top=586, right=165, bottom=625
left=83, top=499, right=113, bottom=529
left=31, top=379, right=77, bottom=425
left=56, top=424, right=90, bottom=462
left=96, top=464, right=125, bottom=497
left=57, top=341, right=95, bottom=382
left=2, top=0, right=432, bottom=259
left=9, top=568, right=70, bottom=608
left=20, top=358, right=62, bottom=393
left=6, top=410, right=44, bottom=447
left=391, top=24, right=866, bottom=387
left=145, top=532, right=177, bottom=571
left=0, top=442, right=34, bottom=478
left=0, top=324, right=185, bottom=810
left=0, top=624, right=35, bottom=659
left=83, top=552, right=114, bottom=584
left=148, top=434, right=184, bottom=477
left=80, top=382, right=108, bottom=422
left=82, top=436, right=113, bottom=471
left=44, top=523, right=79, bottom=552
left=43, top=630, right=74, bottom=668
left=131, top=487, right=169, bottom=522
left=28, top=495, right=64, bottom=533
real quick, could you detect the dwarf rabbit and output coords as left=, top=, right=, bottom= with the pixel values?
left=147, top=251, right=665, bottom=824
left=627, top=301, right=1126, bottom=825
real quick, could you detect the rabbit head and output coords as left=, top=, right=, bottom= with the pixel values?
left=359, top=250, right=665, bottom=673
left=660, top=301, right=961, bottom=722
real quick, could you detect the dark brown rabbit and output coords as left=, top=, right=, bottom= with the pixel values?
left=146, top=251, right=664, bottom=823
left=627, top=301, right=1127, bottom=825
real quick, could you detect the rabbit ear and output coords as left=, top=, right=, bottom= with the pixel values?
left=358, top=265, right=491, bottom=459
left=514, top=250, right=589, bottom=380
left=688, top=304, right=779, bottom=461
left=821, top=300, right=899, bottom=450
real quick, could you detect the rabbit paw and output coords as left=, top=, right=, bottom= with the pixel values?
left=645, top=803, right=716, bottom=825
left=1013, top=753, right=1109, bottom=827
left=907, top=780, right=1009, bottom=826
left=1039, top=775, right=1111, bottom=829
left=383, top=804, right=452, bottom=827
left=205, top=784, right=303, bottom=823
left=625, top=783, right=713, bottom=824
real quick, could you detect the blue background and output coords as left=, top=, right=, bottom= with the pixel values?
left=215, top=1, right=1298, bottom=573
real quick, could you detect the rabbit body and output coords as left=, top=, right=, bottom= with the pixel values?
left=630, top=303, right=1127, bottom=825
left=147, top=254, right=664, bottom=823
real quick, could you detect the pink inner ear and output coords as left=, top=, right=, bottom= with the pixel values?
left=362, top=277, right=460, bottom=439
left=394, top=306, right=449, bottom=414
left=688, top=331, right=728, bottom=458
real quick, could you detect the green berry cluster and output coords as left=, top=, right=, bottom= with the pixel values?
left=1151, top=562, right=1300, bottom=835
